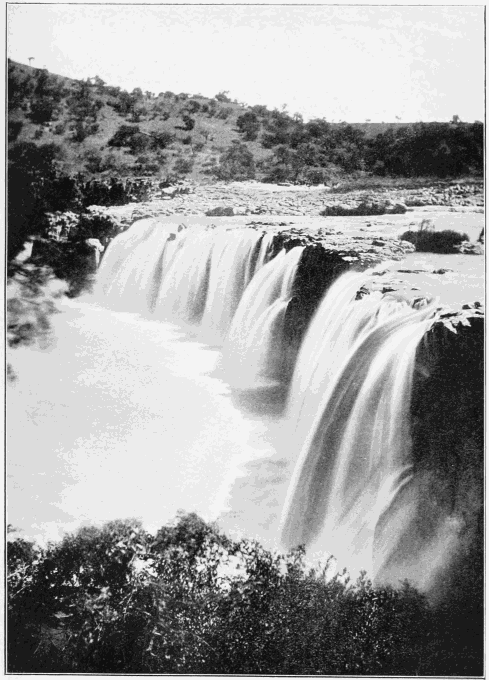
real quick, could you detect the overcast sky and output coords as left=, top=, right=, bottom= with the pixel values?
left=7, top=4, right=484, bottom=123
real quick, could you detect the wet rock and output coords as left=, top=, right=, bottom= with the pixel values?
left=84, top=238, right=105, bottom=267
left=455, top=241, right=484, bottom=255
left=397, top=268, right=429, bottom=274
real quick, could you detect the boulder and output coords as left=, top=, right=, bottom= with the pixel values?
left=455, top=241, right=484, bottom=255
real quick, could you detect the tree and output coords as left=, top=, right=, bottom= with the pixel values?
left=8, top=142, right=67, bottom=258
left=181, top=114, right=195, bottom=131
left=29, top=69, right=65, bottom=124
left=8, top=61, right=35, bottom=112
left=8, top=512, right=477, bottom=675
left=236, top=112, right=260, bottom=141
left=215, top=91, right=231, bottom=103
left=215, top=141, right=255, bottom=181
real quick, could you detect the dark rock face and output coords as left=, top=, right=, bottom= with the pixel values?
left=263, top=225, right=414, bottom=375
left=408, top=314, right=484, bottom=617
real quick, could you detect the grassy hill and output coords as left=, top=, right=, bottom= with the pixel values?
left=8, top=58, right=483, bottom=187
left=8, top=59, right=275, bottom=182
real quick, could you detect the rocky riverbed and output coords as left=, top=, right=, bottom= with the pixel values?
left=28, top=180, right=484, bottom=319
left=86, top=179, right=484, bottom=226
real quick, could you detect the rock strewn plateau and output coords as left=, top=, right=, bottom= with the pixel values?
left=87, top=180, right=484, bottom=228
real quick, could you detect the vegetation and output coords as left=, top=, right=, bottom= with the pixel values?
left=7, top=262, right=66, bottom=354
left=214, top=141, right=256, bottom=181
left=7, top=141, right=82, bottom=259
left=400, top=220, right=469, bottom=253
left=8, top=58, right=483, bottom=187
left=6, top=512, right=482, bottom=675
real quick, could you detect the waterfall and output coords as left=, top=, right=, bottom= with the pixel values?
left=96, top=221, right=274, bottom=341
left=281, top=280, right=437, bottom=583
left=95, top=219, right=459, bottom=592
left=222, top=246, right=304, bottom=387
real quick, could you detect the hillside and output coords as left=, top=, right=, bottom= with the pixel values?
left=9, top=58, right=482, bottom=186
left=8, top=59, right=273, bottom=182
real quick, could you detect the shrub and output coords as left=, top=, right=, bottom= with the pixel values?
left=6, top=512, right=482, bottom=675
left=205, top=206, right=235, bottom=216
left=8, top=142, right=70, bottom=259
left=185, top=100, right=201, bottom=114
left=83, top=147, right=104, bottom=174
left=108, top=125, right=151, bottom=154
left=173, top=157, right=194, bottom=175
left=399, top=228, right=469, bottom=253
left=152, top=131, right=174, bottom=150
left=108, top=124, right=141, bottom=148
left=214, top=141, right=255, bottom=181
left=236, top=112, right=260, bottom=141
left=215, top=91, right=231, bottom=103
left=134, top=154, right=161, bottom=176
left=29, top=69, right=65, bottom=124
left=180, top=114, right=195, bottom=131
left=71, top=120, right=99, bottom=143
left=7, top=263, right=66, bottom=351
left=8, top=60, right=35, bottom=112
left=217, top=107, right=233, bottom=120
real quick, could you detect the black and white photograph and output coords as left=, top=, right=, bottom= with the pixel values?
left=6, top=4, right=484, bottom=675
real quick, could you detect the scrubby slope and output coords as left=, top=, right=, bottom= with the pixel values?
left=9, top=58, right=483, bottom=185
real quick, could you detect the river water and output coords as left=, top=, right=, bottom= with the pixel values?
left=7, top=298, right=286, bottom=546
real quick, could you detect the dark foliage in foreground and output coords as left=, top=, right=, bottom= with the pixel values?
left=400, top=228, right=469, bottom=253
left=7, top=513, right=482, bottom=675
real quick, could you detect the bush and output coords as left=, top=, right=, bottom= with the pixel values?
left=236, top=111, right=260, bottom=141
left=205, top=206, right=235, bottom=216
left=6, top=512, right=482, bottom=675
left=214, top=141, right=255, bottom=181
left=7, top=263, right=66, bottom=351
left=108, top=124, right=141, bottom=148
left=173, top=157, right=194, bottom=175
left=217, top=107, right=233, bottom=120
left=152, top=131, right=174, bottom=149
left=180, top=114, right=195, bottom=131
left=134, top=154, right=161, bottom=176
left=399, top=228, right=469, bottom=253
left=29, top=69, right=65, bottom=124
left=215, top=91, right=231, bottom=103
left=8, top=141, right=73, bottom=259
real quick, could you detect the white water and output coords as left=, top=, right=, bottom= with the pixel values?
left=281, top=285, right=436, bottom=584
left=9, top=219, right=451, bottom=593
left=222, top=246, right=304, bottom=387
left=7, top=300, right=278, bottom=545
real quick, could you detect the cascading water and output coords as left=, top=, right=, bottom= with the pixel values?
left=12, top=216, right=474, bottom=600
left=222, top=246, right=304, bottom=387
left=281, top=276, right=437, bottom=588
left=97, top=221, right=446, bottom=591
left=97, top=220, right=275, bottom=342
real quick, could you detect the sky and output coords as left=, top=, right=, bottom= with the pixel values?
left=7, top=4, right=485, bottom=123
